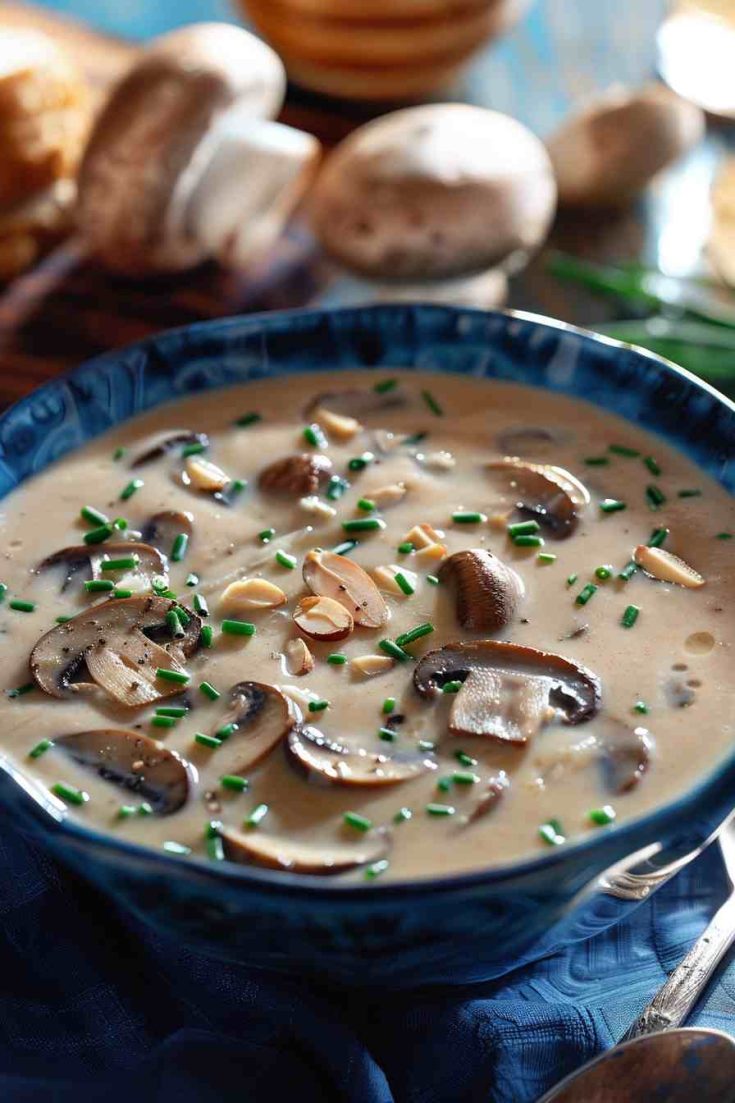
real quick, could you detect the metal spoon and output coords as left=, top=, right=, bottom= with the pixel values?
left=539, top=818, right=735, bottom=1102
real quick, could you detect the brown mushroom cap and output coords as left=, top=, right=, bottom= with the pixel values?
left=302, top=548, right=389, bottom=629
left=130, top=430, right=209, bottom=468
left=37, top=542, right=167, bottom=593
left=220, top=824, right=391, bottom=876
left=141, top=511, right=194, bottom=557
left=597, top=719, right=653, bottom=793
left=486, top=458, right=590, bottom=538
left=414, top=640, right=601, bottom=743
left=30, top=595, right=201, bottom=705
left=207, top=681, right=295, bottom=775
left=258, top=453, right=333, bottom=496
left=286, top=724, right=436, bottom=787
left=462, top=771, right=510, bottom=826
left=438, top=549, right=524, bottom=632
left=304, top=387, right=406, bottom=420
left=55, top=728, right=192, bottom=814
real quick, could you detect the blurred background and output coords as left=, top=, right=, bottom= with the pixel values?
left=0, top=0, right=733, bottom=401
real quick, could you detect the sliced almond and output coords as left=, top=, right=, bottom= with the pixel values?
left=221, top=578, right=287, bottom=611
left=403, top=523, right=444, bottom=549
left=351, top=654, right=394, bottom=678
left=312, top=405, right=362, bottom=440
left=633, top=545, right=705, bottom=588
left=372, top=564, right=418, bottom=596
left=184, top=455, right=230, bottom=492
left=366, top=482, right=408, bottom=509
left=299, top=495, right=337, bottom=521
left=293, top=594, right=354, bottom=641
left=303, top=549, right=389, bottom=629
left=414, top=541, right=447, bottom=565
left=284, top=637, right=314, bottom=676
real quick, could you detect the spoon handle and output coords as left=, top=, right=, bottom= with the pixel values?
left=622, top=889, right=735, bottom=1041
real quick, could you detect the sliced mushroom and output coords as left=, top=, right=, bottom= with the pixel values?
left=304, top=388, right=405, bottom=421
left=55, top=729, right=191, bottom=814
left=597, top=719, right=653, bottom=793
left=292, top=594, right=354, bottom=642
left=413, top=641, right=601, bottom=744
left=302, top=549, right=389, bottom=629
left=30, top=595, right=201, bottom=705
left=438, top=549, right=524, bottom=632
left=130, top=430, right=209, bottom=468
left=286, top=725, right=435, bottom=787
left=208, top=681, right=295, bottom=774
left=141, top=510, right=194, bottom=556
left=486, top=458, right=590, bottom=538
left=633, top=545, right=705, bottom=588
left=220, top=823, right=390, bottom=875
left=37, top=542, right=167, bottom=593
left=462, top=771, right=510, bottom=826
left=664, top=676, right=696, bottom=709
left=495, top=426, right=563, bottom=456
left=258, top=453, right=333, bottom=496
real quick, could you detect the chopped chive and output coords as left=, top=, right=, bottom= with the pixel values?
left=327, top=653, right=347, bottom=665
left=538, top=553, right=557, bottom=565
left=221, top=619, right=256, bottom=637
left=403, top=431, right=428, bottom=446
left=200, top=624, right=214, bottom=648
left=539, top=821, right=565, bottom=845
left=453, top=771, right=480, bottom=785
left=52, top=782, right=89, bottom=806
left=163, top=841, right=191, bottom=856
left=303, top=423, right=327, bottom=449
left=326, top=475, right=350, bottom=501
left=426, top=803, right=455, bottom=816
left=397, top=541, right=415, bottom=555
left=344, top=811, right=372, bottom=832
left=151, top=715, right=177, bottom=729
left=100, top=556, right=139, bottom=571
left=394, top=571, right=415, bottom=596
left=118, top=805, right=136, bottom=819
left=584, top=456, right=609, bottom=466
left=588, top=805, right=617, bottom=826
left=182, top=441, right=207, bottom=457
left=364, top=860, right=390, bottom=880
left=599, top=499, right=627, bottom=514
left=83, top=524, right=113, bottom=545
left=421, top=389, right=443, bottom=416
left=166, top=609, right=185, bottom=637
left=395, top=622, right=434, bottom=648
left=245, top=803, right=269, bottom=828
left=378, top=726, right=397, bottom=742
left=308, top=699, right=330, bottom=713
left=185, top=573, right=199, bottom=587
left=199, top=681, right=220, bottom=701
left=171, top=533, right=189, bottom=562
left=220, top=775, right=249, bottom=792
left=633, top=701, right=649, bottom=715
left=9, top=599, right=36, bottom=612
left=394, top=807, right=412, bottom=823
left=341, top=517, right=386, bottom=534
left=29, top=739, right=54, bottom=759
left=195, top=733, right=222, bottom=749
left=156, top=668, right=190, bottom=685
left=81, top=505, right=109, bottom=527
left=6, top=682, right=35, bottom=698
left=621, top=604, right=640, bottom=628
left=112, top=447, right=126, bottom=461
left=716, top=532, right=733, bottom=540
left=374, top=378, right=397, bottom=393
left=644, top=456, right=661, bottom=476
left=379, top=639, right=411, bottom=662
left=442, top=680, right=463, bottom=694
left=566, top=573, right=578, bottom=586
left=228, top=478, right=247, bottom=497
left=138, top=802, right=153, bottom=817
left=437, top=777, right=452, bottom=792
left=156, top=706, right=188, bottom=718
left=619, top=560, right=638, bottom=581
left=258, top=528, right=276, bottom=543
left=215, top=723, right=237, bottom=740
left=175, top=605, right=191, bottom=626
left=513, top=534, right=544, bottom=547
left=193, top=593, right=209, bottom=616
left=594, top=566, right=612, bottom=581
left=609, top=444, right=640, bottom=458
left=455, top=751, right=477, bottom=767
left=575, top=583, right=598, bottom=606
left=84, top=580, right=115, bottom=594
left=332, top=539, right=358, bottom=556
left=678, top=488, right=701, bottom=498
left=426, top=574, right=440, bottom=585
left=452, top=510, right=486, bottom=524
left=347, top=452, right=374, bottom=472
left=0, top=582, right=6, bottom=602
left=235, top=412, right=261, bottom=428
left=275, top=550, right=297, bottom=569
left=112, top=517, right=128, bottom=531
left=647, top=527, right=669, bottom=548
left=507, top=519, right=540, bottom=537
left=112, top=588, right=134, bottom=599
left=120, top=479, right=144, bottom=501
left=645, top=485, right=666, bottom=510
left=418, top=740, right=436, bottom=752
left=151, top=576, right=169, bottom=595
left=382, top=697, right=396, bottom=715
left=206, top=834, right=225, bottom=862
left=357, top=497, right=376, bottom=513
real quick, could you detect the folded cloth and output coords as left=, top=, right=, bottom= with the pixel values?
left=0, top=820, right=733, bottom=1103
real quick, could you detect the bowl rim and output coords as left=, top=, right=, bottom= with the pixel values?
left=1, top=301, right=733, bottom=899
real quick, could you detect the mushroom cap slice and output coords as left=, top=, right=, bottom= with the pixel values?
left=598, top=719, right=653, bottom=793
left=462, top=771, right=510, bottom=826
left=30, top=595, right=201, bottom=704
left=37, top=542, right=167, bottom=593
left=130, top=431, right=209, bottom=468
left=487, top=458, right=589, bottom=538
left=220, top=824, right=391, bottom=876
left=438, top=549, right=524, bottom=632
left=258, top=453, right=333, bottom=496
left=141, top=510, right=194, bottom=556
left=304, top=387, right=405, bottom=420
left=302, top=549, right=389, bottom=629
left=414, top=641, right=601, bottom=744
left=286, top=724, right=436, bottom=787
left=210, top=681, right=295, bottom=775
left=55, top=729, right=192, bottom=814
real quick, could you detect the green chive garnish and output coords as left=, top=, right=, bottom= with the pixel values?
left=138, top=803, right=153, bottom=817
left=81, top=505, right=109, bottom=527
left=437, top=777, right=452, bottom=792
left=326, top=476, right=349, bottom=501
left=333, top=539, right=358, bottom=556
left=538, top=553, right=557, bottom=565
left=303, top=424, right=327, bottom=449
left=112, top=517, right=128, bottom=531
left=166, top=609, right=184, bottom=637
left=575, top=583, right=597, bottom=606
left=394, top=571, right=415, bottom=596
left=193, top=593, right=209, bottom=616
left=513, top=535, right=544, bottom=547
left=588, top=805, right=617, bottom=826
left=619, top=560, right=637, bottom=581
left=566, top=573, right=578, bottom=586
left=455, top=751, right=477, bottom=767
left=442, top=680, right=462, bottom=694
left=426, top=803, right=455, bottom=817
left=539, top=820, right=565, bottom=845
left=120, top=479, right=144, bottom=501
left=452, top=510, right=486, bottom=524
left=84, top=580, right=114, bottom=594
left=645, top=485, right=666, bottom=510
left=379, top=639, right=411, bottom=662
left=83, top=524, right=113, bottom=545
left=156, top=706, right=188, bottom=718
left=364, top=860, right=390, bottom=880
left=186, top=572, right=199, bottom=587
left=6, top=683, right=35, bottom=698
left=163, top=841, right=191, bottom=856
left=609, top=444, right=640, bottom=457
left=173, top=606, right=190, bottom=626
left=341, top=517, right=386, bottom=533
left=648, top=527, right=669, bottom=548
left=258, top=528, right=276, bottom=543
left=275, top=550, right=297, bottom=569
left=594, top=566, right=612, bottom=581
left=347, top=452, right=374, bottom=472
left=206, top=834, right=225, bottom=862
left=0, top=582, right=6, bottom=602
left=421, top=389, right=443, bottom=416
left=621, top=604, right=640, bottom=628
left=156, top=668, right=190, bottom=684
left=397, top=541, right=414, bottom=555
left=215, top=723, right=237, bottom=740
left=235, top=412, right=261, bottom=428
left=100, top=556, right=139, bottom=571
left=29, top=739, right=54, bottom=759
left=308, top=699, right=329, bottom=713
left=52, top=782, right=89, bottom=806
left=327, top=653, right=347, bottom=665
left=418, top=740, right=435, bottom=752
left=403, top=431, right=427, bottom=446
left=426, top=574, right=440, bottom=585
left=357, top=497, right=376, bottom=513
left=220, top=775, right=249, bottom=792
left=584, top=456, right=609, bottom=466
left=199, top=681, right=220, bottom=701
left=112, top=447, right=126, bottom=461
left=678, top=489, right=701, bottom=498
left=453, top=771, right=480, bottom=785
left=395, top=622, right=434, bottom=648
left=118, top=805, right=136, bottom=819
left=195, top=733, right=222, bottom=749
left=394, top=807, right=412, bottom=823
left=112, top=588, right=134, bottom=599
left=633, top=701, right=649, bottom=714
left=382, top=697, right=396, bottom=715
left=151, top=716, right=176, bottom=729
left=378, top=726, right=397, bottom=742
left=344, top=811, right=372, bottom=832
left=245, top=803, right=269, bottom=828
left=182, top=441, right=207, bottom=457
left=200, top=625, right=214, bottom=648
left=171, top=533, right=188, bottom=562
left=507, top=520, right=540, bottom=537
left=716, top=532, right=733, bottom=540
left=221, top=619, right=256, bottom=637
left=644, top=456, right=661, bottom=476
left=374, top=378, right=397, bottom=393
left=9, top=599, right=35, bottom=612
left=599, top=499, right=627, bottom=514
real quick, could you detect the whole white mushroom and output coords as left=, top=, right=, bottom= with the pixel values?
left=546, top=83, right=705, bottom=208
left=310, top=104, right=557, bottom=282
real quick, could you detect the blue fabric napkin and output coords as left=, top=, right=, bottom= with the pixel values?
left=1, top=818, right=733, bottom=1103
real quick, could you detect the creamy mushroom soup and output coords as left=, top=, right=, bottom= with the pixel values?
left=0, top=371, right=733, bottom=881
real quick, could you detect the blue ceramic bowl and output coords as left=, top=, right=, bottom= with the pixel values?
left=1, top=305, right=733, bottom=989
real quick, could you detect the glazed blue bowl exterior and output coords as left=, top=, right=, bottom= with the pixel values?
left=1, top=305, right=733, bottom=989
